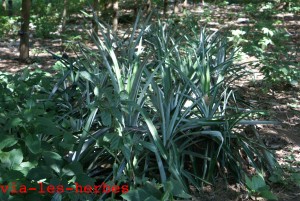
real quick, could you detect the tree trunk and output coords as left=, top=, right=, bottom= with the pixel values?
left=146, top=0, right=151, bottom=14
left=8, top=0, right=12, bottom=16
left=19, top=0, right=31, bottom=62
left=133, top=0, right=138, bottom=17
left=60, top=0, right=68, bottom=51
left=101, top=1, right=112, bottom=22
left=92, top=0, right=99, bottom=34
left=2, top=0, right=6, bottom=12
left=163, top=0, right=168, bottom=17
left=174, top=0, right=179, bottom=13
left=112, top=0, right=118, bottom=32
left=183, top=0, right=188, bottom=11
left=61, top=0, right=67, bottom=34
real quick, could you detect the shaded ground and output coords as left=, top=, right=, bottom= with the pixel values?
left=0, top=39, right=61, bottom=72
left=0, top=3, right=299, bottom=201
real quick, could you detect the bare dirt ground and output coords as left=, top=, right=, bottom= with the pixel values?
left=0, top=3, right=299, bottom=201
left=0, top=39, right=60, bottom=72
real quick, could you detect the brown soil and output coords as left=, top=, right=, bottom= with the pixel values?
left=0, top=39, right=60, bottom=72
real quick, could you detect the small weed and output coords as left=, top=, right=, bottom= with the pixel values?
left=245, top=172, right=278, bottom=200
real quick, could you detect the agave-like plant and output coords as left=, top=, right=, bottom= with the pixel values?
left=48, top=13, right=280, bottom=200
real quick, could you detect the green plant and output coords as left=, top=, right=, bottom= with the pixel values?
left=45, top=12, right=281, bottom=200
left=0, top=69, right=101, bottom=201
left=0, top=11, right=282, bottom=200
left=232, top=13, right=300, bottom=86
left=0, top=69, right=58, bottom=200
left=245, top=172, right=278, bottom=200
left=32, top=14, right=60, bottom=38
left=121, top=180, right=191, bottom=201
left=0, top=16, right=20, bottom=36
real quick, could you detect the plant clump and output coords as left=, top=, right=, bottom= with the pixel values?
left=0, top=14, right=282, bottom=201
